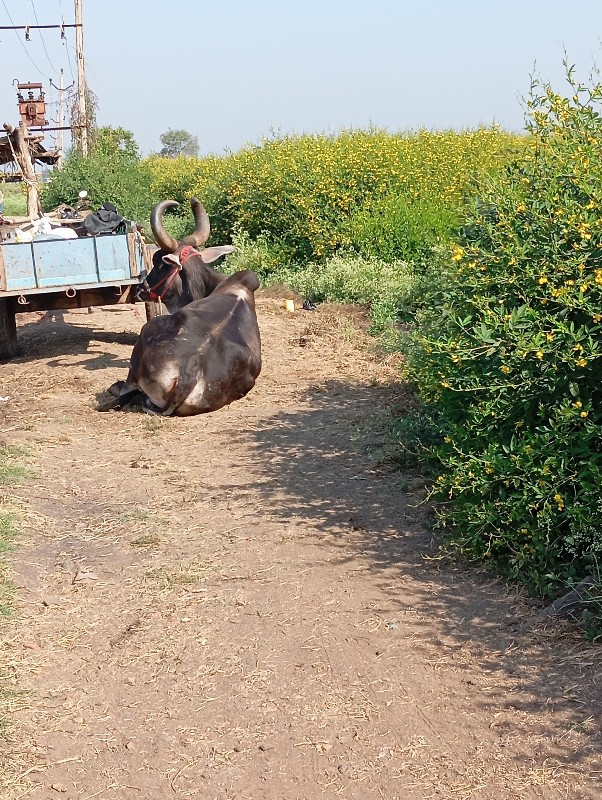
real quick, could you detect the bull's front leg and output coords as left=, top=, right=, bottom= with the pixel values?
left=97, top=381, right=144, bottom=412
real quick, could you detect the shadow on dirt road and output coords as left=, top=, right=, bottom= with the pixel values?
left=11, top=315, right=139, bottom=371
left=240, top=378, right=602, bottom=769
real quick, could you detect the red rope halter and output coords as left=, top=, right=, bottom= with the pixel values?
left=146, top=247, right=200, bottom=301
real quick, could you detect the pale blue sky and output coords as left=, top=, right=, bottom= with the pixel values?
left=1, top=1, right=602, bottom=157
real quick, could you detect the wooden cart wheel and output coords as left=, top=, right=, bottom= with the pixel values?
left=0, top=298, right=17, bottom=360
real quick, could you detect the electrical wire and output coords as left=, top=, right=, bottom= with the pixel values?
left=31, top=0, right=59, bottom=75
left=62, top=38, right=76, bottom=84
left=0, top=0, right=51, bottom=80
left=58, top=0, right=75, bottom=82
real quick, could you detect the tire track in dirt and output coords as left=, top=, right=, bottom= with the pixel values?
left=0, top=298, right=600, bottom=799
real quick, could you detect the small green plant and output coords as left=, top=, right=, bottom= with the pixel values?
left=387, top=408, right=442, bottom=470
left=131, top=532, right=161, bottom=548
left=0, top=446, right=28, bottom=486
left=0, top=511, right=17, bottom=617
left=121, top=507, right=156, bottom=524
left=142, top=416, right=164, bottom=436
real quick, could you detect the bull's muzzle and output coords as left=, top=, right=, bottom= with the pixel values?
left=136, top=280, right=151, bottom=302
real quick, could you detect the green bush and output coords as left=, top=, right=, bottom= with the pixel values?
left=345, top=191, right=460, bottom=265
left=42, top=127, right=153, bottom=225
left=222, top=230, right=286, bottom=282
left=277, top=254, right=416, bottom=332
left=225, top=231, right=420, bottom=335
left=405, top=66, right=602, bottom=597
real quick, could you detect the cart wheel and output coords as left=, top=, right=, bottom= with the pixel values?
left=145, top=301, right=165, bottom=321
left=0, top=298, right=17, bottom=360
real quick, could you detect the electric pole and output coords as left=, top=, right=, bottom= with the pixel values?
left=57, top=70, right=65, bottom=168
left=74, top=0, right=88, bottom=156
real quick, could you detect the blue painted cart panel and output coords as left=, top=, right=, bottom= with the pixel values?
left=2, top=243, right=38, bottom=291
left=96, top=236, right=135, bottom=283
left=35, top=237, right=100, bottom=287
left=0, top=233, right=139, bottom=293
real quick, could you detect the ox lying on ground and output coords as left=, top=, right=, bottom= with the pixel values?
left=98, top=198, right=261, bottom=416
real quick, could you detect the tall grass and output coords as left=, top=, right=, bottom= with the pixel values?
left=1, top=183, right=27, bottom=216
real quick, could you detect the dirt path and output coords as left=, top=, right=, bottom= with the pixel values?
left=0, top=298, right=600, bottom=800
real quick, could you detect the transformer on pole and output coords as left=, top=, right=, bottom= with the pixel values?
left=16, top=83, right=49, bottom=128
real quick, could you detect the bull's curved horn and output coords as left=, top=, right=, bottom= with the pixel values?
left=150, top=200, right=180, bottom=253
left=181, top=197, right=211, bottom=248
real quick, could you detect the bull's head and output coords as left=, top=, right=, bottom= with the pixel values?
left=137, top=197, right=234, bottom=313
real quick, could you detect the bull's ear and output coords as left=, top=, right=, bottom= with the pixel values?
left=162, top=253, right=182, bottom=270
left=200, top=245, right=235, bottom=264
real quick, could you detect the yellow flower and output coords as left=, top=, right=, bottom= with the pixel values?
left=517, top=203, right=526, bottom=213
left=501, top=364, right=511, bottom=373
left=576, top=357, right=588, bottom=367
left=581, top=411, right=588, bottom=418
left=574, top=400, right=583, bottom=408
left=538, top=276, right=548, bottom=285
left=535, top=350, right=544, bottom=359
left=451, top=244, right=464, bottom=262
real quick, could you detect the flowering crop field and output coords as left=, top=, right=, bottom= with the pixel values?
left=146, top=127, right=521, bottom=264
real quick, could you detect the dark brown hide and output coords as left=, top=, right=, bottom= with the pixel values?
left=100, top=270, right=261, bottom=417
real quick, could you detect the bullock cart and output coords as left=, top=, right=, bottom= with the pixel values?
left=0, top=223, right=155, bottom=360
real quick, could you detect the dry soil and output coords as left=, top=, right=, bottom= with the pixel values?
left=0, top=298, right=600, bottom=799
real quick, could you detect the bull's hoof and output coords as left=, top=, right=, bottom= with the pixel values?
left=142, top=397, right=166, bottom=416
left=107, top=380, right=125, bottom=397
left=97, top=396, right=119, bottom=412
